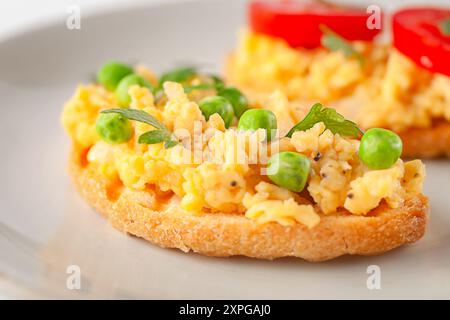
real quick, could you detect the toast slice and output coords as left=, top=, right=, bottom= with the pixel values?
left=69, top=148, right=429, bottom=262
left=400, top=121, right=450, bottom=158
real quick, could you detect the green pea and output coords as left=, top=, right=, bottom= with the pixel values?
left=218, top=87, right=248, bottom=118
left=97, top=61, right=134, bottom=91
left=96, top=113, right=133, bottom=144
left=267, top=152, right=310, bottom=192
left=237, top=109, right=277, bottom=141
left=359, top=128, right=403, bottom=170
left=198, top=96, right=234, bottom=128
left=115, top=74, right=153, bottom=107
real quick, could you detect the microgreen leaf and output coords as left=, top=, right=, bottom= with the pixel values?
left=101, top=108, right=178, bottom=148
left=101, top=108, right=166, bottom=130
left=183, top=83, right=216, bottom=93
left=158, top=67, right=197, bottom=86
left=164, top=140, right=179, bottom=149
left=153, top=67, right=198, bottom=103
left=210, top=75, right=225, bottom=89
left=439, top=18, right=450, bottom=36
left=138, top=130, right=170, bottom=144
left=320, top=25, right=365, bottom=64
left=286, top=103, right=364, bottom=138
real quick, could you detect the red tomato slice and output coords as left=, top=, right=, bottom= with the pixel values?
left=249, top=0, right=383, bottom=49
left=393, top=8, right=450, bottom=76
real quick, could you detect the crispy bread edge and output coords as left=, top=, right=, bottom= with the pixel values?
left=68, top=148, right=429, bottom=262
left=400, top=122, right=450, bottom=158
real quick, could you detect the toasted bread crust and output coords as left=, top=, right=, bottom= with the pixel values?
left=68, top=148, right=428, bottom=261
left=400, top=122, right=450, bottom=158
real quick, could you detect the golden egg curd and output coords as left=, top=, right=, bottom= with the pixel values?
left=62, top=74, right=425, bottom=229
left=225, top=31, right=450, bottom=137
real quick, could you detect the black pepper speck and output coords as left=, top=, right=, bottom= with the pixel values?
left=313, top=152, right=322, bottom=161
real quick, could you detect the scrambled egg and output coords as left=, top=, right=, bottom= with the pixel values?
left=227, top=31, right=450, bottom=132
left=62, top=79, right=425, bottom=228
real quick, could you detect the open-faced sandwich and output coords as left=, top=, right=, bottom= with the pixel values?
left=62, top=61, right=428, bottom=261
left=226, top=1, right=450, bottom=158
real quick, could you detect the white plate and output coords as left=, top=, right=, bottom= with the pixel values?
left=0, top=0, right=449, bottom=299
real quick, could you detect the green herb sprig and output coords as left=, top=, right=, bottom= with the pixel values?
left=320, top=25, right=365, bottom=64
left=101, top=108, right=178, bottom=148
left=439, top=18, right=450, bottom=36
left=182, top=74, right=225, bottom=93
left=153, top=67, right=198, bottom=99
left=183, top=83, right=217, bottom=93
left=158, top=67, right=197, bottom=86
left=286, top=103, right=364, bottom=138
left=153, top=67, right=226, bottom=101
